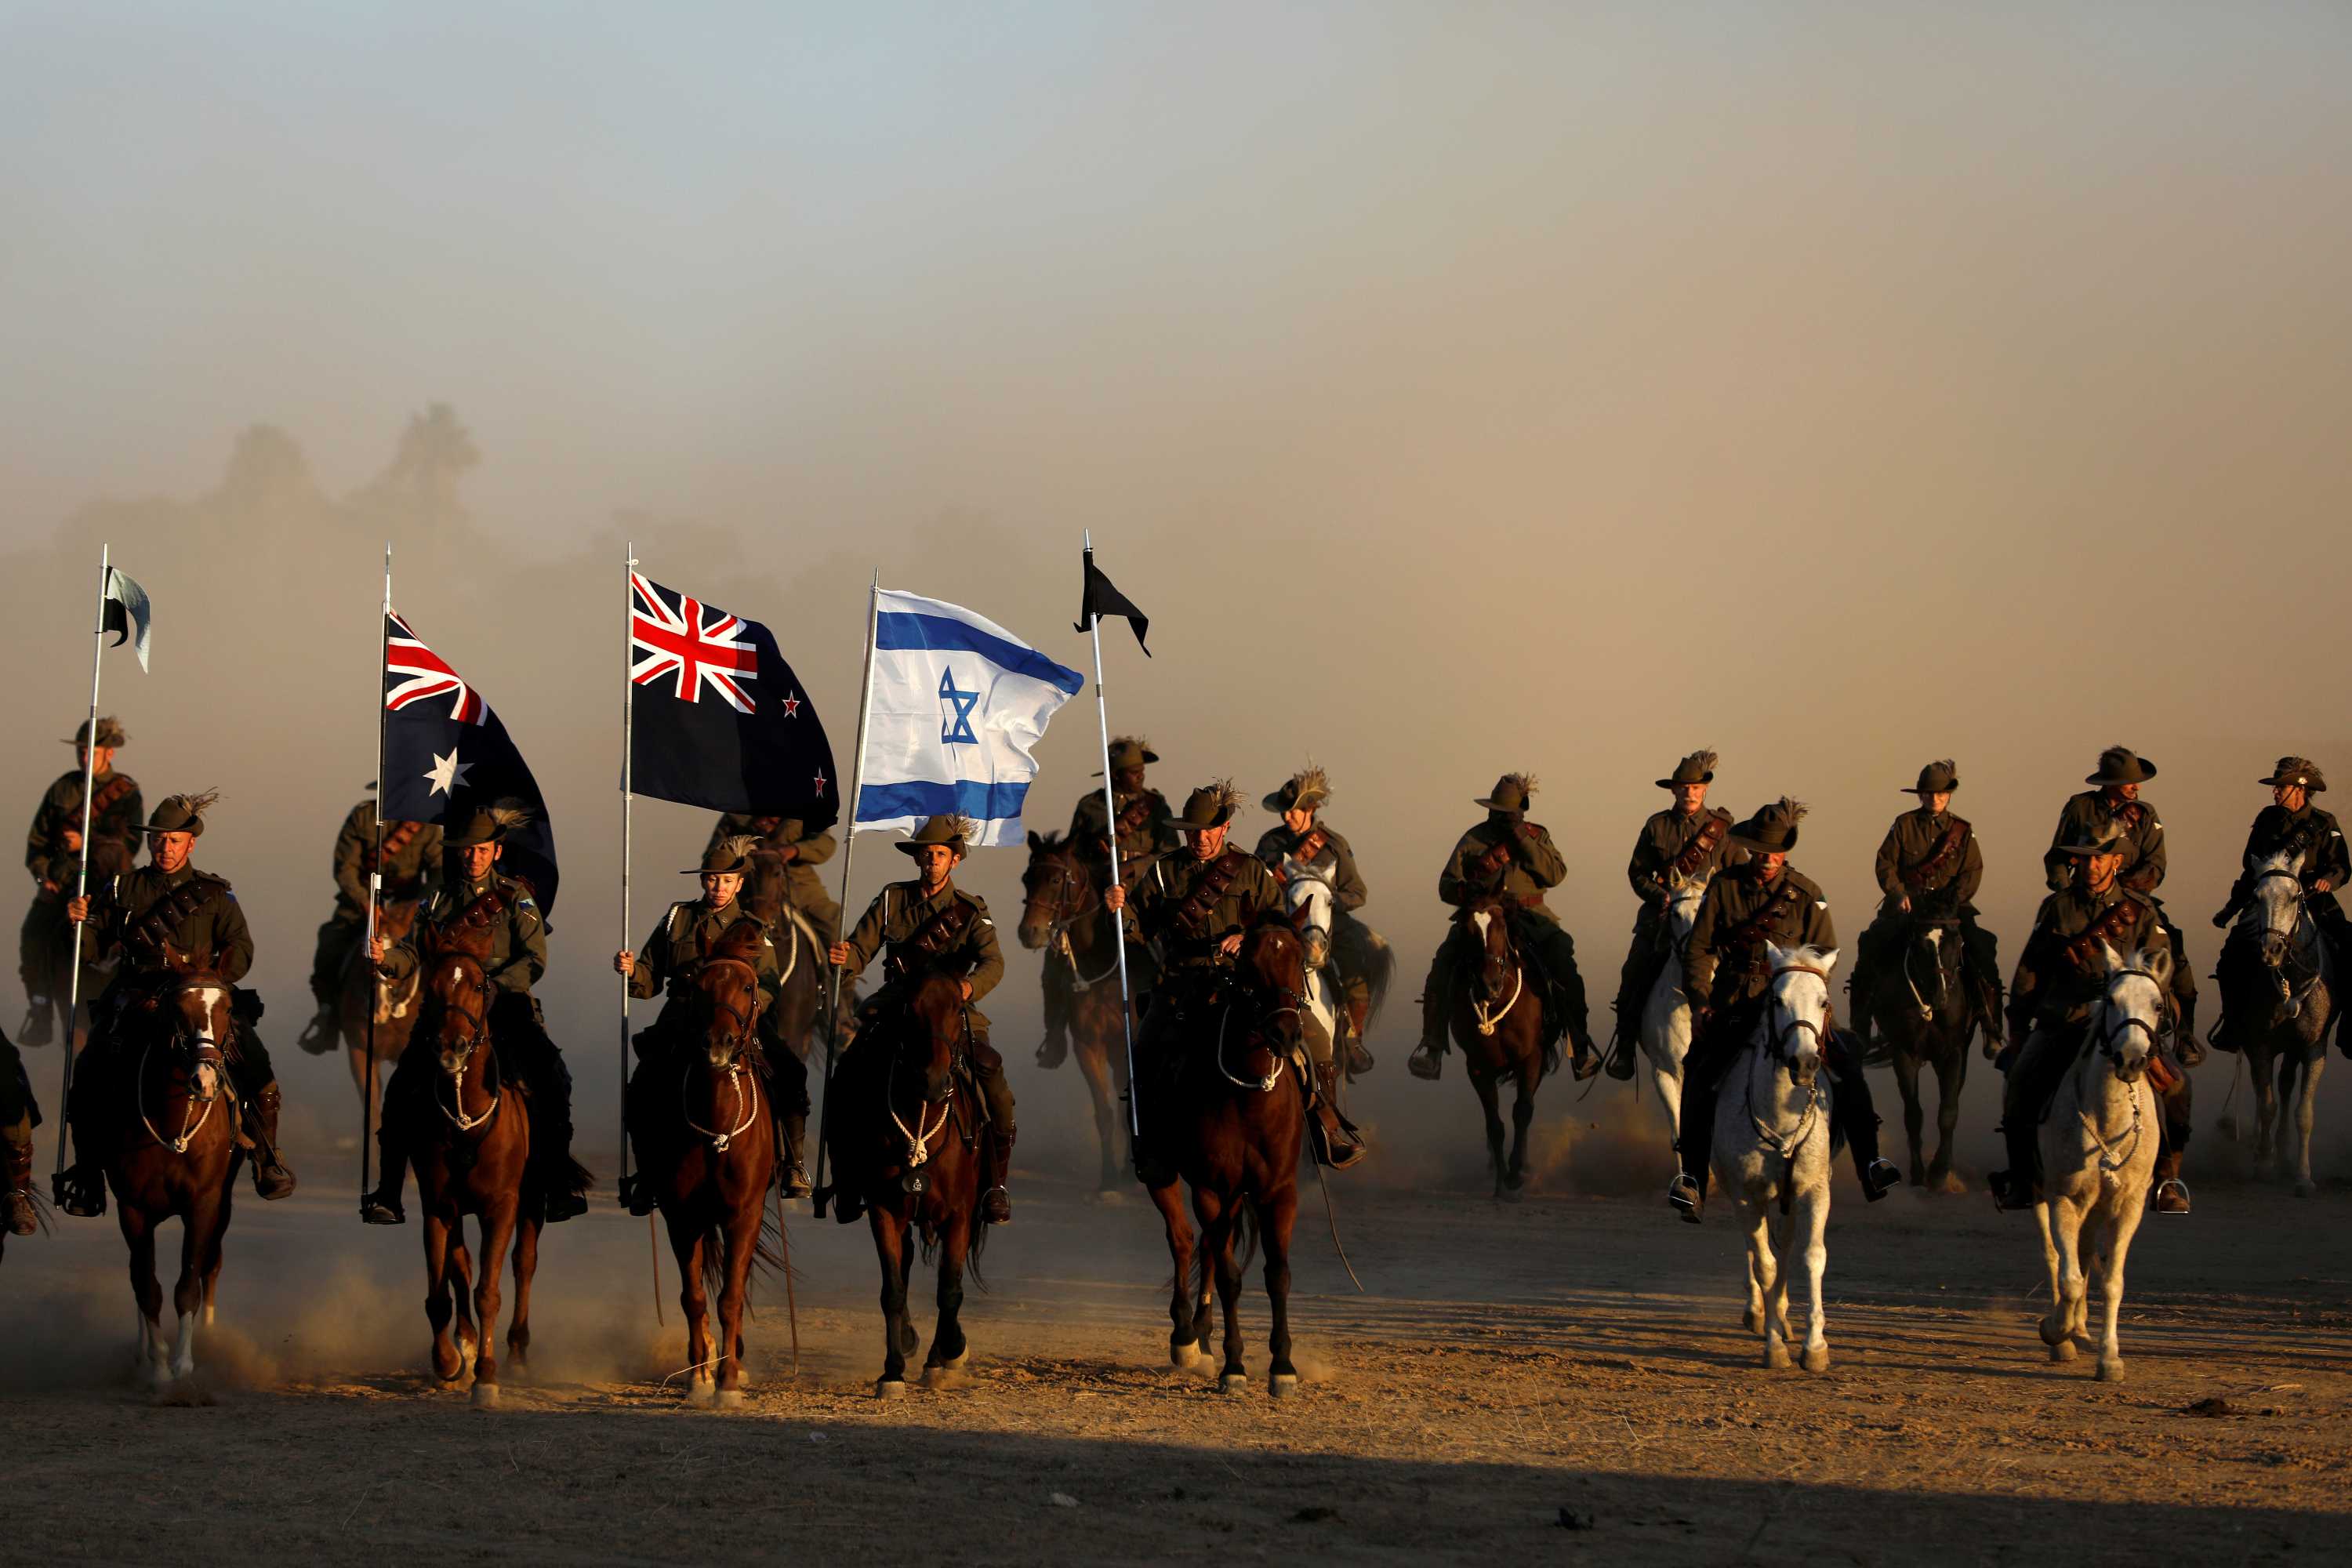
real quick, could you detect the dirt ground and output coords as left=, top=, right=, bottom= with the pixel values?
left=5, top=1127, right=2348, bottom=1568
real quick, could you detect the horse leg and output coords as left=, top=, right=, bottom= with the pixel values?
left=506, top=1215, right=540, bottom=1380
left=447, top=1230, right=480, bottom=1374
left=1076, top=1036, right=1119, bottom=1192
left=120, top=1203, right=169, bottom=1389
left=1797, top=1174, right=1831, bottom=1373
left=468, top=1202, right=517, bottom=1407
left=204, top=1174, right=233, bottom=1327
left=1469, top=1069, right=1505, bottom=1199
left=2050, top=1201, right=2092, bottom=1364
left=1889, top=1048, right=1926, bottom=1186
left=1263, top=1185, right=1300, bottom=1397
left=670, top=1213, right=714, bottom=1406
left=1149, top=1181, right=1205, bottom=1370
left=925, top=1213, right=971, bottom=1385
left=869, top=1207, right=912, bottom=1398
left=169, top=1193, right=212, bottom=1384
left=1504, top=1060, right=1537, bottom=1193
left=1742, top=1195, right=1787, bottom=1368
left=2093, top=1189, right=2147, bottom=1383
left=714, top=1189, right=762, bottom=1407
left=421, top=1213, right=461, bottom=1384
left=1198, top=1192, right=1248, bottom=1394
left=2249, top=1047, right=2278, bottom=1165
left=1930, top=1050, right=1967, bottom=1193
left=2292, top=1054, right=2324, bottom=1197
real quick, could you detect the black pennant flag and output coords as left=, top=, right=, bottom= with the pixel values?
left=1076, top=547, right=1149, bottom=655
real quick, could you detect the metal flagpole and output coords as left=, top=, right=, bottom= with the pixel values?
left=361, top=543, right=391, bottom=1212
left=621, top=543, right=638, bottom=1210
left=53, top=544, right=111, bottom=1182
left=811, top=572, right=880, bottom=1220
left=1083, top=532, right=1142, bottom=1140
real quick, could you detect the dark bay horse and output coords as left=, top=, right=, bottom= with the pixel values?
left=629, top=924, right=779, bottom=1408
left=834, top=971, right=990, bottom=1399
left=100, top=948, right=242, bottom=1392
left=26, top=836, right=134, bottom=1050
left=1446, top=893, right=1549, bottom=1200
left=403, top=926, right=540, bottom=1407
left=1019, top=832, right=1132, bottom=1190
left=1867, top=915, right=1976, bottom=1193
left=2217, top=850, right=2335, bottom=1195
left=338, top=896, right=421, bottom=1145
left=1146, top=921, right=1308, bottom=1396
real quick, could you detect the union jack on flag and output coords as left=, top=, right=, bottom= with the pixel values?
left=631, top=574, right=758, bottom=713
left=386, top=612, right=487, bottom=724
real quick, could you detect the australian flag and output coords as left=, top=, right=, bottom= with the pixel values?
left=627, top=572, right=838, bottom=822
left=381, top=612, right=561, bottom=913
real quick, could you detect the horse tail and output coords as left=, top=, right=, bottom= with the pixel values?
left=1233, top=1197, right=1262, bottom=1276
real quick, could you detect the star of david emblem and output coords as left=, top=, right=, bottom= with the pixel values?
left=938, top=669, right=979, bottom=746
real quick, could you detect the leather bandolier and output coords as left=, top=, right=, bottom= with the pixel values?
left=1669, top=814, right=1729, bottom=881
left=885, top=898, right=976, bottom=984
left=1902, top=822, right=1971, bottom=897
left=1170, top=850, right=1251, bottom=950
left=362, top=820, right=424, bottom=877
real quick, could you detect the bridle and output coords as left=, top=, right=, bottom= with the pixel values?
left=1899, top=916, right=1962, bottom=1022
left=1027, top=851, right=1120, bottom=991
left=2072, top=966, right=2161, bottom=1185
left=2241, top=867, right=2325, bottom=1018
left=1746, top=963, right=1829, bottom=1161
left=431, top=957, right=501, bottom=1134
left=137, top=978, right=230, bottom=1156
left=678, top=953, right=764, bottom=1153
left=1461, top=902, right=1523, bottom=1036
left=883, top=991, right=968, bottom=1171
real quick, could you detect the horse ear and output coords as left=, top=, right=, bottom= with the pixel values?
left=1763, top=939, right=1786, bottom=966
left=1817, top=947, right=1839, bottom=975
left=2146, top=943, right=2174, bottom=988
left=1028, top=830, right=1042, bottom=851
left=2098, top=940, right=2125, bottom=975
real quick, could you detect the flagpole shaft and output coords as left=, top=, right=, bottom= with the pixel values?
left=620, top=543, right=638, bottom=1200
left=361, top=543, right=390, bottom=1211
left=1082, top=535, right=1142, bottom=1141
left=54, top=544, right=110, bottom=1180
left=812, top=571, right=881, bottom=1218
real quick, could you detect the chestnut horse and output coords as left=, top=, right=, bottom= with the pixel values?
left=1446, top=892, right=1550, bottom=1200
left=833, top=971, right=990, bottom=1399
left=1146, top=921, right=1308, bottom=1396
left=338, top=896, right=421, bottom=1143
left=100, top=948, right=242, bottom=1392
left=629, top=924, right=779, bottom=1408
left=401, top=925, right=540, bottom=1408
left=1018, top=832, right=1133, bottom=1190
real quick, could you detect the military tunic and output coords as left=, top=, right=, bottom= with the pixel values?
left=385, top=873, right=546, bottom=996
left=1127, top=849, right=1285, bottom=972
left=1627, top=805, right=1735, bottom=910
left=332, top=801, right=444, bottom=914
left=1439, top=816, right=1569, bottom=924
left=2044, top=791, right=2166, bottom=895
left=1682, top=866, right=1835, bottom=1012
left=706, top=813, right=840, bottom=942
left=840, top=880, right=1004, bottom=1025
left=27, top=766, right=144, bottom=889
left=85, top=864, right=254, bottom=986
left=2005, top=882, right=2163, bottom=1039
left=1254, top=823, right=1367, bottom=912
left=1071, top=785, right=1175, bottom=869
left=1874, top=809, right=1984, bottom=918
left=2226, top=803, right=2350, bottom=916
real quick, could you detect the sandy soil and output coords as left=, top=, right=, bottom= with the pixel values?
left=5, top=1134, right=2348, bottom=1568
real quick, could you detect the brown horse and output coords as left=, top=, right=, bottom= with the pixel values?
left=629, top=924, right=779, bottom=1409
left=833, top=971, right=989, bottom=1399
left=1019, top=831, right=1133, bottom=1190
left=25, top=836, right=134, bottom=1050
left=1146, top=921, right=1308, bottom=1396
left=100, top=948, right=242, bottom=1392
left=402, top=929, right=539, bottom=1407
left=1868, top=915, right=1977, bottom=1194
left=1446, top=893, right=1550, bottom=1200
left=339, top=897, right=422, bottom=1144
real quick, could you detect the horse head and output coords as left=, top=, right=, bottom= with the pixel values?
left=156, top=942, right=234, bottom=1099
left=1017, top=831, right=1092, bottom=953
left=1461, top=894, right=1518, bottom=1002
left=692, top=925, right=768, bottom=1069
left=1665, top=872, right=1711, bottom=942
left=902, top=971, right=969, bottom=1104
left=1760, top=942, right=1838, bottom=1088
left=2242, top=848, right=2310, bottom=971
left=1218, top=919, right=1305, bottom=1087
left=1907, top=915, right=1965, bottom=1003
left=1281, top=861, right=1336, bottom=969
left=421, top=924, right=497, bottom=1083
left=2087, top=941, right=2172, bottom=1083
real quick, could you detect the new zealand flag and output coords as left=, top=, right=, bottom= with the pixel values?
left=380, top=612, right=561, bottom=913
left=627, top=572, right=838, bottom=823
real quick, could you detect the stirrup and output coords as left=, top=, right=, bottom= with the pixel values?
left=1667, top=1174, right=1702, bottom=1224
left=619, top=1174, right=659, bottom=1217
left=1604, top=1036, right=1636, bottom=1080
left=1406, top=1042, right=1444, bottom=1081
left=360, top=1192, right=405, bottom=1225
left=982, top=1185, right=1011, bottom=1225
left=781, top=1163, right=813, bottom=1199
left=2153, top=1178, right=2191, bottom=1214
left=53, top=1168, right=105, bottom=1218
left=1863, top=1158, right=1903, bottom=1202
left=296, top=1011, right=339, bottom=1054
left=251, top=1159, right=297, bottom=1201
left=541, top=1187, right=589, bottom=1223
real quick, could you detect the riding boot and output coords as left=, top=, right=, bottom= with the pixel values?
left=361, top=1064, right=410, bottom=1223
left=982, top=1125, right=1014, bottom=1225
left=2172, top=995, right=2205, bottom=1068
left=2151, top=1146, right=2190, bottom=1214
left=535, top=1069, right=589, bottom=1223
left=1409, top=946, right=1453, bottom=1081
left=1037, top=957, right=1072, bottom=1069
left=3, top=1124, right=36, bottom=1236
left=1669, top=1029, right=1730, bottom=1223
left=56, top=1044, right=111, bottom=1218
left=1845, top=980, right=1877, bottom=1051
left=244, top=1081, right=297, bottom=1200
left=1990, top=1029, right=2068, bottom=1211
left=1308, top=1061, right=1367, bottom=1169
left=1343, top=993, right=1375, bottom=1075
left=780, top=1106, right=812, bottom=1197
left=1824, top=1044, right=1902, bottom=1200
left=20, top=1000, right=53, bottom=1050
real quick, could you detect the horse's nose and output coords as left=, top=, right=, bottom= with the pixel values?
left=924, top=1068, right=953, bottom=1102
left=707, top=1043, right=733, bottom=1069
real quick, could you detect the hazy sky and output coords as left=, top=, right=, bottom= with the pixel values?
left=5, top=4, right=2348, bottom=1170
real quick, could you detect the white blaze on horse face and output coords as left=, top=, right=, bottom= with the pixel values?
left=1470, top=909, right=1492, bottom=942
left=184, top=983, right=228, bottom=1046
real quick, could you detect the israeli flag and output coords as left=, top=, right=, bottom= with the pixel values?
left=855, top=590, right=1084, bottom=847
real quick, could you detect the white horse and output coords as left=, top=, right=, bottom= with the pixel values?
left=2033, top=942, right=2169, bottom=1383
left=2223, top=848, right=2332, bottom=1196
left=1711, top=942, right=1838, bottom=1373
left=1281, top=856, right=1342, bottom=1054
left=1639, top=872, right=1713, bottom=1175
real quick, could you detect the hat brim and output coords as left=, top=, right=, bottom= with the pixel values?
left=1904, top=782, right=1959, bottom=793
left=2085, top=761, right=2157, bottom=785
left=684, top=863, right=750, bottom=876
left=143, top=822, right=203, bottom=839
left=1730, top=829, right=1795, bottom=853
left=1172, top=811, right=1235, bottom=835
left=892, top=838, right=965, bottom=855
left=1472, top=797, right=1519, bottom=811
left=1654, top=774, right=1714, bottom=789
left=2258, top=774, right=2323, bottom=790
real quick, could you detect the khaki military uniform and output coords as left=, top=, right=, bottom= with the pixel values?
left=308, top=800, right=443, bottom=1014
left=1610, top=805, right=1734, bottom=1048
left=2045, top=789, right=2196, bottom=1023
left=1420, top=815, right=1594, bottom=1057
left=706, top=813, right=840, bottom=948
left=837, top=879, right=1013, bottom=1136
left=2214, top=801, right=2350, bottom=1056
left=625, top=897, right=811, bottom=1159
left=1255, top=821, right=1381, bottom=1044
left=20, top=765, right=143, bottom=1033
left=1123, top=846, right=1287, bottom=1134
left=1041, top=786, right=1172, bottom=1051
left=1849, top=808, right=2002, bottom=1042
left=1997, top=880, right=2189, bottom=1198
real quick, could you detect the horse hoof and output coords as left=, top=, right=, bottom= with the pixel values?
left=716, top=1388, right=748, bottom=1410
left=1801, top=1345, right=1831, bottom=1374
left=2036, top=1316, right=2066, bottom=1348
left=1494, top=1185, right=1523, bottom=1206
left=687, top=1378, right=717, bottom=1408
left=874, top=1378, right=907, bottom=1401
left=1269, top=1373, right=1299, bottom=1399
left=2094, top=1359, right=2125, bottom=1385
left=2296, top=1181, right=2318, bottom=1199
left=1218, top=1373, right=1250, bottom=1396
left=1743, top=1307, right=1763, bottom=1334
left=939, top=1348, right=969, bottom=1372
left=470, top=1383, right=501, bottom=1410
left=1762, top=1343, right=1791, bottom=1371
left=1171, top=1342, right=1207, bottom=1372
left=1937, top=1172, right=1968, bottom=1196
left=2049, top=1340, right=2077, bottom=1363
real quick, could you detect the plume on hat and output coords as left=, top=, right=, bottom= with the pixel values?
left=1687, top=751, right=1719, bottom=777
left=1503, top=771, right=1538, bottom=797
left=1775, top=796, right=1808, bottom=821
left=1290, top=763, right=1330, bottom=802
left=949, top=815, right=981, bottom=848
left=486, top=802, right=536, bottom=835
left=1113, top=734, right=1152, bottom=753
left=172, top=789, right=222, bottom=819
left=717, top=834, right=760, bottom=861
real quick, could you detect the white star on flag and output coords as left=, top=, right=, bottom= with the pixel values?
left=425, top=747, right=472, bottom=797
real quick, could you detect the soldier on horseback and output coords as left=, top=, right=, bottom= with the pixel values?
left=1044, top=735, right=1171, bottom=1067
left=2044, top=747, right=2199, bottom=1056
left=296, top=789, right=443, bottom=1053
left=1409, top=774, right=1599, bottom=1083
left=1666, top=799, right=1902, bottom=1222
left=1606, top=750, right=1733, bottom=1080
left=1848, top=760, right=2002, bottom=1047
left=361, top=805, right=588, bottom=1225
left=702, top=811, right=840, bottom=949
left=1993, top=823, right=2194, bottom=1213
left=56, top=792, right=297, bottom=1215
left=1, top=1027, right=37, bottom=1236
left=1105, top=782, right=1366, bottom=1174
left=826, top=815, right=1016, bottom=1223
left=2211, top=757, right=2350, bottom=1059
left=616, top=837, right=813, bottom=1200
left=1254, top=764, right=1385, bottom=1074
left=20, top=716, right=142, bottom=1047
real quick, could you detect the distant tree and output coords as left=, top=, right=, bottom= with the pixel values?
left=353, top=402, right=478, bottom=523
